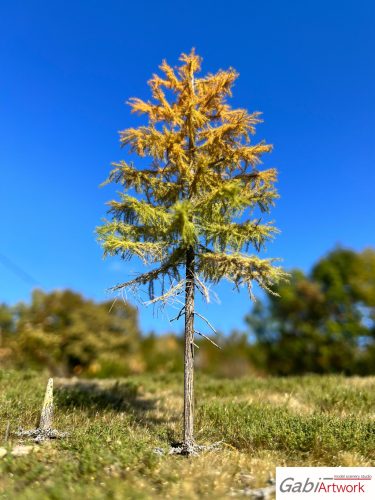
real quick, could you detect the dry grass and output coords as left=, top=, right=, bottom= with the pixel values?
left=0, top=371, right=374, bottom=499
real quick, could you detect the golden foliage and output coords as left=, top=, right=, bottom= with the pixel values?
left=98, top=49, right=286, bottom=298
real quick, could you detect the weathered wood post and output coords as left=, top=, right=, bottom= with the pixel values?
left=39, top=378, right=54, bottom=431
left=17, top=377, right=66, bottom=441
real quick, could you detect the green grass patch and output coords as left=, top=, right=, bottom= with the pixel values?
left=0, top=370, right=374, bottom=498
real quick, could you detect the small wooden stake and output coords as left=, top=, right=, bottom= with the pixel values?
left=17, top=377, right=67, bottom=442
left=39, top=378, right=54, bottom=431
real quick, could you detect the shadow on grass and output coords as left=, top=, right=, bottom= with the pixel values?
left=55, top=379, right=162, bottom=423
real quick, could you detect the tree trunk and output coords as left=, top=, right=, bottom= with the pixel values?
left=183, top=245, right=195, bottom=448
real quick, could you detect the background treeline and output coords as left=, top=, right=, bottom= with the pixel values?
left=249, top=247, right=375, bottom=375
left=1, top=247, right=374, bottom=377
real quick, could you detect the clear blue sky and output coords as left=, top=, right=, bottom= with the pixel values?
left=1, top=0, right=374, bottom=334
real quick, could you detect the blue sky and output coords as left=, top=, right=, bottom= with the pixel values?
left=1, top=0, right=374, bottom=334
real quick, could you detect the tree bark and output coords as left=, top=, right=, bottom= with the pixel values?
left=183, top=245, right=195, bottom=448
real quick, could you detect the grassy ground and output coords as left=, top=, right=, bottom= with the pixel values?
left=0, top=370, right=374, bottom=499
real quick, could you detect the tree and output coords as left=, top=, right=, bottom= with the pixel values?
left=7, top=289, right=141, bottom=376
left=246, top=247, right=375, bottom=375
left=97, top=50, right=285, bottom=452
left=0, top=303, right=13, bottom=341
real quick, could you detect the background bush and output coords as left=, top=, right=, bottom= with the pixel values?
left=1, top=247, right=374, bottom=377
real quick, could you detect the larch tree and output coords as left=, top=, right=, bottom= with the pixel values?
left=97, top=50, right=286, bottom=453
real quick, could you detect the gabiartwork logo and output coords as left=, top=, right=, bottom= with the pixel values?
left=276, top=467, right=375, bottom=499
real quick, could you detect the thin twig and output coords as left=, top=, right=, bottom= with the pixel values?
left=194, top=312, right=218, bottom=335
left=108, top=297, right=118, bottom=313
left=170, top=305, right=185, bottom=322
left=194, top=274, right=210, bottom=303
left=144, top=279, right=185, bottom=305
left=195, top=330, right=221, bottom=349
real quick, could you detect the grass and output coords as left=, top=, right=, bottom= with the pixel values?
left=0, top=370, right=374, bottom=499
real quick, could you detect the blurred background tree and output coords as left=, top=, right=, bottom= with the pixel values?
left=1, top=247, right=374, bottom=377
left=246, top=247, right=375, bottom=375
left=1, top=289, right=142, bottom=377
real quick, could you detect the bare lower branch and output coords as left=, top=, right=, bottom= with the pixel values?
left=194, top=330, right=221, bottom=349
left=194, top=312, right=218, bottom=335
left=110, top=248, right=184, bottom=293
left=194, top=274, right=210, bottom=303
left=144, top=279, right=185, bottom=305
left=170, top=305, right=186, bottom=322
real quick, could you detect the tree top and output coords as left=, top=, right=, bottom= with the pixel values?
left=98, top=50, right=287, bottom=304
